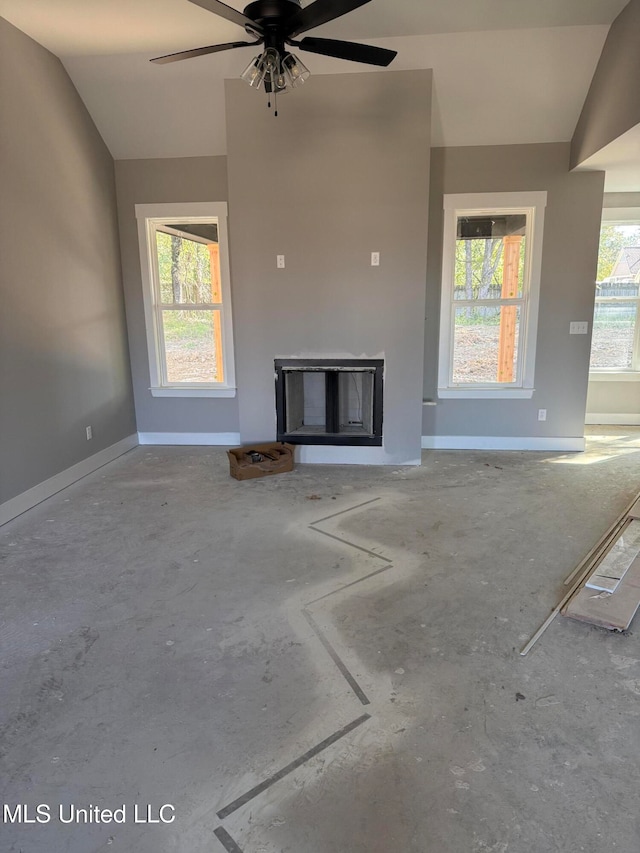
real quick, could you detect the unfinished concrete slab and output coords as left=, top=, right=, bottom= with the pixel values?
left=2, top=428, right=640, bottom=852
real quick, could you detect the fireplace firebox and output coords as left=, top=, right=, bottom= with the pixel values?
left=275, top=359, right=383, bottom=446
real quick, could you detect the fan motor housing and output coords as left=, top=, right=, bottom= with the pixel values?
left=243, top=0, right=301, bottom=26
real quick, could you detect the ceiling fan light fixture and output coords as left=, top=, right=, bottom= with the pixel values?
left=154, top=1, right=398, bottom=114
left=282, top=53, right=310, bottom=88
left=240, top=55, right=265, bottom=89
left=258, top=47, right=282, bottom=92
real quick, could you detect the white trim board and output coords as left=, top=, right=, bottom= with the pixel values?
left=589, top=373, right=640, bottom=383
left=421, top=435, right=585, bottom=451
left=585, top=414, right=640, bottom=425
left=296, top=445, right=421, bottom=466
left=0, top=434, right=138, bottom=527
left=138, top=432, right=241, bottom=446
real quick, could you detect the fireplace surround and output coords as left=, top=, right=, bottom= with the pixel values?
left=275, top=359, right=383, bottom=446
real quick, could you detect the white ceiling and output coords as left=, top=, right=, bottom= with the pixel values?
left=0, top=0, right=628, bottom=54
left=575, top=124, right=640, bottom=192
left=57, top=27, right=609, bottom=159
left=0, top=0, right=636, bottom=190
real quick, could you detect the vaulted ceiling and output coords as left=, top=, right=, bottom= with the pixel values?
left=0, top=0, right=629, bottom=54
left=0, top=0, right=632, bottom=178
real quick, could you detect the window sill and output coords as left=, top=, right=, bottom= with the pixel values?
left=589, top=372, right=640, bottom=383
left=150, top=387, right=236, bottom=398
left=438, top=387, right=534, bottom=400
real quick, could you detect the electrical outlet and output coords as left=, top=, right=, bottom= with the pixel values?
left=276, top=255, right=285, bottom=268
left=86, top=426, right=93, bottom=440
left=570, top=321, right=588, bottom=335
left=371, top=252, right=380, bottom=266
left=538, top=409, right=547, bottom=422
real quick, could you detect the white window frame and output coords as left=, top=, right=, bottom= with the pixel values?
left=437, top=191, right=547, bottom=399
left=589, top=216, right=640, bottom=382
left=135, top=202, right=236, bottom=397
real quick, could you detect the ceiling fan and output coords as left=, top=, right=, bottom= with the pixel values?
left=151, top=0, right=397, bottom=109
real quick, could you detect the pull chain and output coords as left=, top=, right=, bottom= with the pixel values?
left=266, top=91, right=279, bottom=117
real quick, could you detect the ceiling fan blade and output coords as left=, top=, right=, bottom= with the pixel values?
left=151, top=40, right=261, bottom=64
left=188, top=0, right=263, bottom=33
left=296, top=36, right=397, bottom=67
left=287, top=0, right=371, bottom=39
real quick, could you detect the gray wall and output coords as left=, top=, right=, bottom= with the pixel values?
left=114, top=156, right=239, bottom=435
left=424, top=143, right=605, bottom=439
left=571, top=0, right=640, bottom=168
left=0, top=18, right=135, bottom=505
left=225, top=70, right=432, bottom=463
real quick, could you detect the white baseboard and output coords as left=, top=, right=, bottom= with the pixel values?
left=138, top=432, right=241, bottom=446
left=0, top=434, right=138, bottom=527
left=421, top=435, right=586, bottom=452
left=585, top=413, right=640, bottom=425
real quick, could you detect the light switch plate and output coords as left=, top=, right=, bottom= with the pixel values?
left=570, top=321, right=588, bottom=335
left=277, top=255, right=285, bottom=268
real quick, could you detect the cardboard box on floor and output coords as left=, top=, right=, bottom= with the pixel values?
left=227, top=443, right=295, bottom=480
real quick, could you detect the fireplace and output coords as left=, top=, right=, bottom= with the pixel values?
left=275, top=359, right=383, bottom=446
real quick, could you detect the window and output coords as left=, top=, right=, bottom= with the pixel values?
left=438, top=192, right=546, bottom=399
left=589, top=222, right=640, bottom=378
left=136, top=203, right=235, bottom=397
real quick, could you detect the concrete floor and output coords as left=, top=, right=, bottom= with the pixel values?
left=2, top=429, right=640, bottom=853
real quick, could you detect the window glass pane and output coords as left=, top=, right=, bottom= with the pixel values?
left=590, top=300, right=637, bottom=370
left=162, top=310, right=223, bottom=383
left=155, top=230, right=216, bottom=304
left=452, top=305, right=521, bottom=384
left=596, top=224, right=640, bottom=282
left=454, top=217, right=526, bottom=301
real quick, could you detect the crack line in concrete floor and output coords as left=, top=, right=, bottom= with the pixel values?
left=306, top=496, right=382, bottom=526
left=305, top=563, right=393, bottom=606
left=216, top=714, right=371, bottom=821
left=302, top=608, right=371, bottom=705
left=301, top=497, right=393, bottom=700
left=214, top=498, right=388, bottom=851
left=214, top=826, right=245, bottom=852
left=307, top=524, right=393, bottom=562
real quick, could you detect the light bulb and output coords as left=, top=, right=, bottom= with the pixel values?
left=282, top=53, right=310, bottom=88
left=263, top=48, right=279, bottom=72
left=240, top=56, right=264, bottom=89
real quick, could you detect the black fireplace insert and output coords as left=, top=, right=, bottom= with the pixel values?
left=275, top=359, right=383, bottom=446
